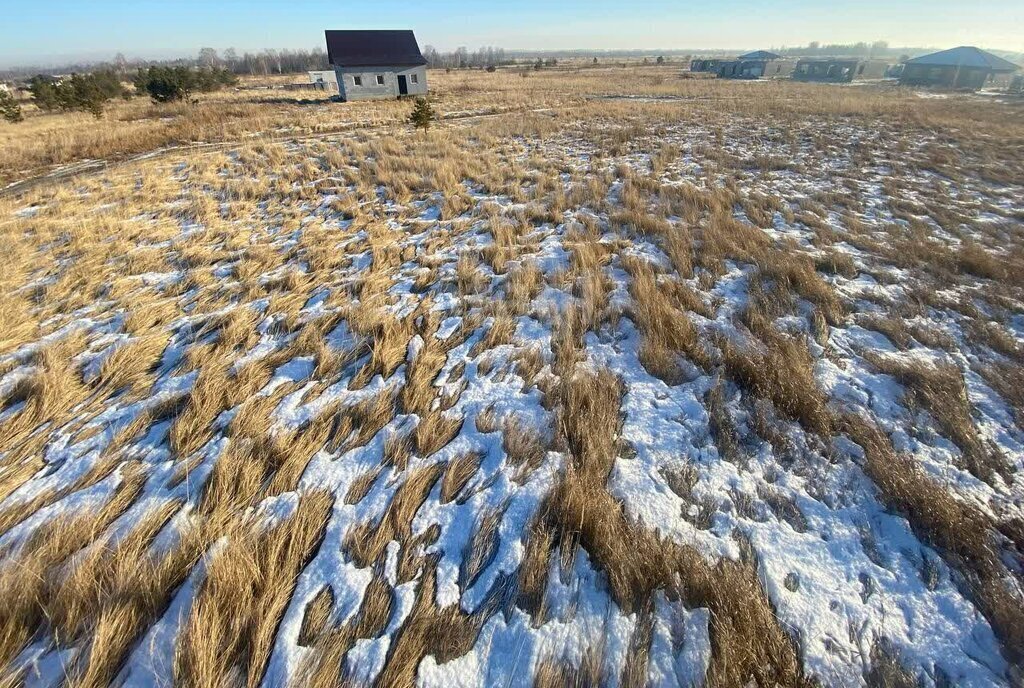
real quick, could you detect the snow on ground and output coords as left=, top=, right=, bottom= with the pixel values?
left=1, top=105, right=1022, bottom=687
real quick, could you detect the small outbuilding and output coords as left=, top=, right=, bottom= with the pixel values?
left=308, top=70, right=339, bottom=90
left=898, top=46, right=1020, bottom=90
left=325, top=29, right=428, bottom=101
left=690, top=58, right=725, bottom=73
left=793, top=58, right=889, bottom=83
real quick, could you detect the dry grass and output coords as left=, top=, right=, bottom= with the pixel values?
left=344, top=463, right=444, bottom=568
left=978, top=362, right=1024, bottom=428
left=0, top=465, right=151, bottom=670
left=1, top=65, right=1022, bottom=686
left=866, top=354, right=1009, bottom=484
left=175, top=490, right=333, bottom=688
left=528, top=366, right=810, bottom=686
left=843, top=416, right=1024, bottom=666
left=627, top=261, right=710, bottom=382
left=441, top=451, right=483, bottom=504
left=720, top=326, right=833, bottom=436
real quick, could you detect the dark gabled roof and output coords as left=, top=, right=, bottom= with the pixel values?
left=738, top=50, right=782, bottom=61
left=906, top=46, right=1020, bottom=72
left=324, top=30, right=427, bottom=68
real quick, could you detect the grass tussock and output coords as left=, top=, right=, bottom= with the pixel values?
left=344, top=463, right=443, bottom=568
left=720, top=327, right=833, bottom=436
left=866, top=354, right=1009, bottom=484
left=174, top=490, right=333, bottom=688
left=627, top=261, right=710, bottom=383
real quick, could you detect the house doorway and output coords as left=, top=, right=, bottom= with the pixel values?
left=397, top=75, right=408, bottom=95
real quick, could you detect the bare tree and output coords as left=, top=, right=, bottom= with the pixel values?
left=198, top=47, right=220, bottom=68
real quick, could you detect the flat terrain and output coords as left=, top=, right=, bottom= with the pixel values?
left=0, top=68, right=1023, bottom=687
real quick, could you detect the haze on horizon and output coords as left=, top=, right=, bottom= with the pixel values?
left=2, top=0, right=1022, bottom=68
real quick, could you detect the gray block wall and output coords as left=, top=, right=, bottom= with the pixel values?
left=334, top=65, right=428, bottom=101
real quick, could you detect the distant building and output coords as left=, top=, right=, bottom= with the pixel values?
left=325, top=29, right=428, bottom=101
left=716, top=56, right=796, bottom=79
left=793, top=58, right=890, bottom=83
left=690, top=58, right=726, bottom=73
left=898, top=46, right=1020, bottom=90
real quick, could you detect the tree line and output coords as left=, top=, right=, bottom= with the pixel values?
left=781, top=41, right=900, bottom=58
left=0, top=47, right=329, bottom=82
left=421, top=46, right=512, bottom=69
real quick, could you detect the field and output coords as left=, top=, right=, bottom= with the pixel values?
left=0, top=67, right=1023, bottom=687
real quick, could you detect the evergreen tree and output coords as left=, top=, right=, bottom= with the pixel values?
left=135, top=65, right=236, bottom=104
left=27, top=71, right=125, bottom=118
left=408, top=97, right=435, bottom=131
left=28, top=75, right=60, bottom=111
left=0, top=89, right=23, bottom=123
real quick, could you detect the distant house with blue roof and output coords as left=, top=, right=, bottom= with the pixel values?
left=737, top=50, right=782, bottom=61
left=898, top=46, right=1020, bottom=90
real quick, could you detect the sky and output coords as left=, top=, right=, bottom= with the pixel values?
left=1, top=0, right=1022, bottom=68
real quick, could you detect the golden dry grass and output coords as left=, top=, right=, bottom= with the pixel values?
left=0, top=66, right=1021, bottom=687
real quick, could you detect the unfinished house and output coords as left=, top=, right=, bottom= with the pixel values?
left=690, top=58, right=725, bottom=73
left=793, top=58, right=890, bottom=83
left=325, top=29, right=428, bottom=101
left=899, top=46, right=1020, bottom=91
left=716, top=52, right=796, bottom=80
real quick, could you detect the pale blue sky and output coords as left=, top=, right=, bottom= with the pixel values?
left=2, top=0, right=1022, bottom=67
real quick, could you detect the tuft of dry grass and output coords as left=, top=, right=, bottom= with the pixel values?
left=866, top=354, right=1009, bottom=484
left=344, top=462, right=443, bottom=569
left=627, top=261, right=710, bottom=383
left=720, top=327, right=833, bottom=436
left=174, top=490, right=334, bottom=688
left=414, top=409, right=464, bottom=457
left=441, top=451, right=483, bottom=504
left=502, top=417, right=549, bottom=483
left=372, top=559, right=480, bottom=687
left=297, top=585, right=335, bottom=649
